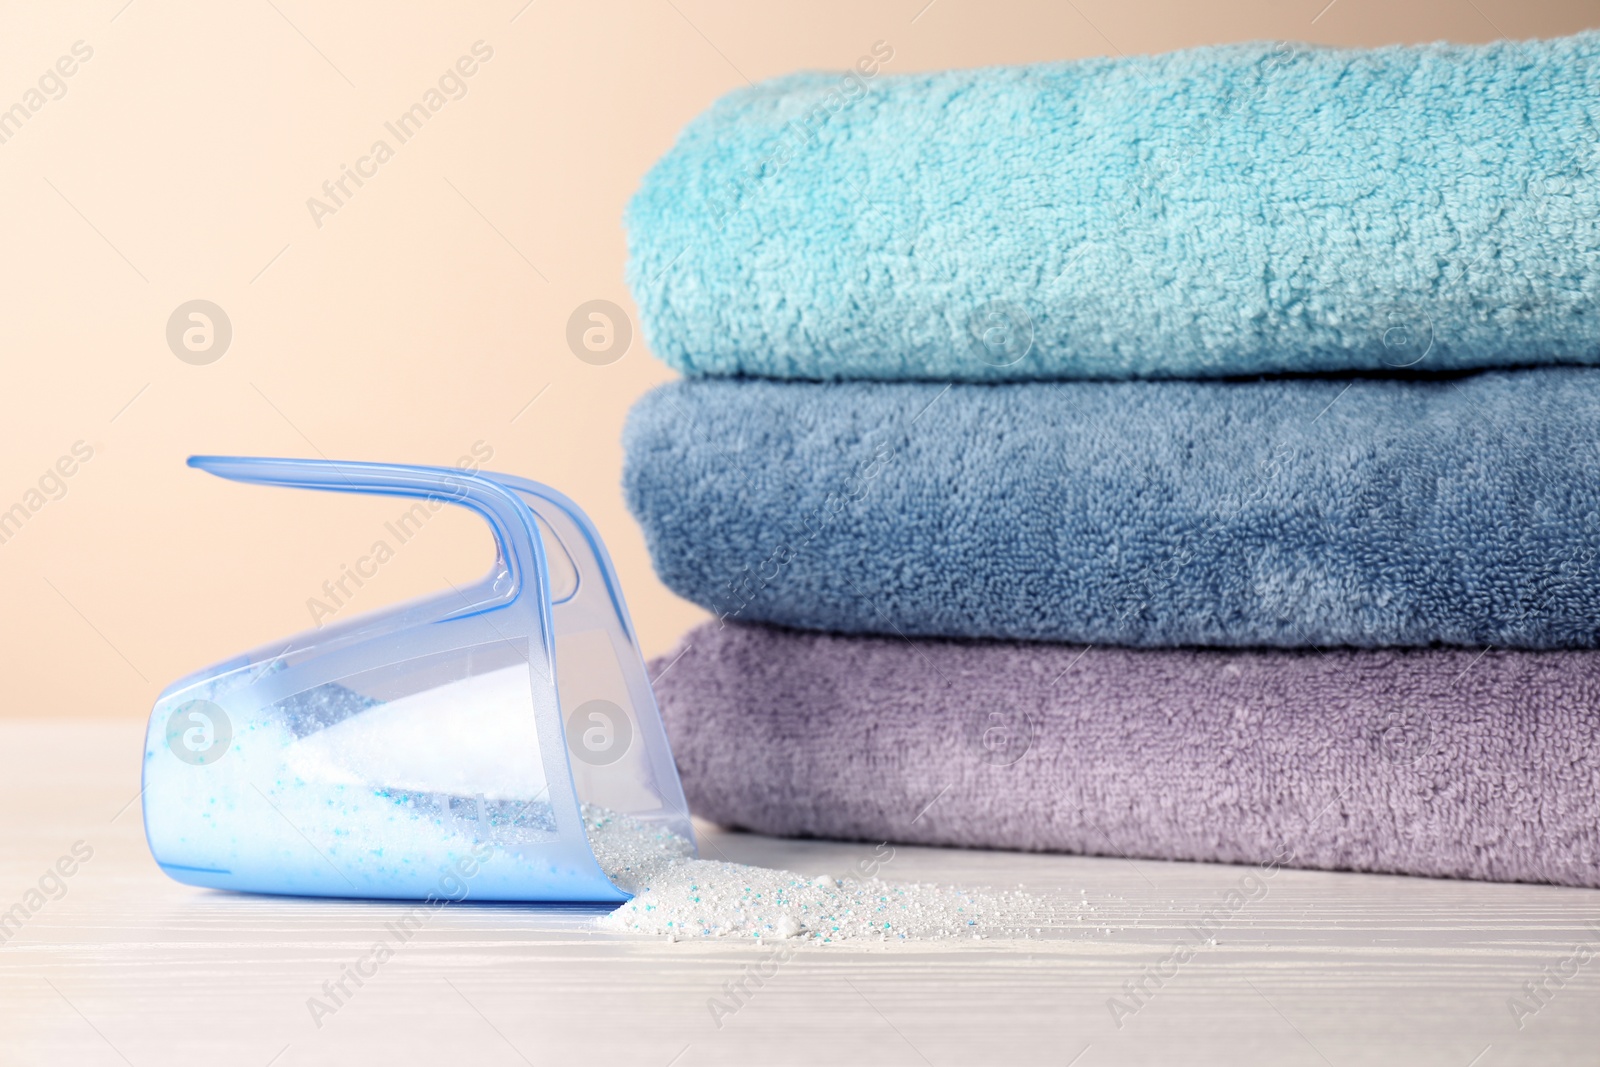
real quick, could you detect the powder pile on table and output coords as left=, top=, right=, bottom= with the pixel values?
left=584, top=806, right=1049, bottom=942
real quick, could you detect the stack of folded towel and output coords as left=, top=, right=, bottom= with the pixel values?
left=621, top=33, right=1600, bottom=887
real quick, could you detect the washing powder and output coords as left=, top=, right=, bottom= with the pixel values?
left=586, top=806, right=1054, bottom=942
left=145, top=678, right=1054, bottom=937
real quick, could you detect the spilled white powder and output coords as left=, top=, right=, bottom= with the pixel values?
left=584, top=806, right=1045, bottom=943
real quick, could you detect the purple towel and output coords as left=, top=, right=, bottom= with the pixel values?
left=652, top=622, right=1600, bottom=887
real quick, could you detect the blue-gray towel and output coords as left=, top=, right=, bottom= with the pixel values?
left=626, top=34, right=1600, bottom=381
left=623, top=368, right=1600, bottom=649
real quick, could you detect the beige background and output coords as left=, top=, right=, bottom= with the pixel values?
left=1, top=0, right=1595, bottom=721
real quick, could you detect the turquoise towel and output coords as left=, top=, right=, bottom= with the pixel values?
left=627, top=34, right=1600, bottom=381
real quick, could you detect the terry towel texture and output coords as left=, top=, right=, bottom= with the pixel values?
left=625, top=368, right=1600, bottom=650
left=653, top=622, right=1600, bottom=887
left=627, top=34, right=1600, bottom=382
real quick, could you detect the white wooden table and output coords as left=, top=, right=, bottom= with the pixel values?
left=2, top=720, right=1596, bottom=1066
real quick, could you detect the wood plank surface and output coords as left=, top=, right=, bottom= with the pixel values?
left=2, top=720, right=1596, bottom=1065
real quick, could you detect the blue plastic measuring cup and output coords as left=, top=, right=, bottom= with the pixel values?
left=141, top=456, right=694, bottom=902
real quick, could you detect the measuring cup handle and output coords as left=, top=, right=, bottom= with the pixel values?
left=186, top=455, right=549, bottom=617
